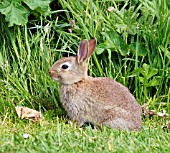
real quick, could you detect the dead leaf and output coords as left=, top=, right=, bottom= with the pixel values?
left=68, top=28, right=72, bottom=33
left=162, top=121, right=170, bottom=131
left=70, top=19, right=75, bottom=27
left=15, top=106, right=42, bottom=122
left=141, top=103, right=156, bottom=118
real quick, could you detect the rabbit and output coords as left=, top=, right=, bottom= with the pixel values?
left=49, top=38, right=142, bottom=130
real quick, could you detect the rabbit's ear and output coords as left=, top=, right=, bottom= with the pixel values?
left=77, top=39, right=89, bottom=63
left=87, top=38, right=97, bottom=59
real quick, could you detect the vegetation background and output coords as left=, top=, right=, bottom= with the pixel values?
left=0, top=0, right=170, bottom=152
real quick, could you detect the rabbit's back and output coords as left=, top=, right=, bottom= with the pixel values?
left=60, top=77, right=142, bottom=130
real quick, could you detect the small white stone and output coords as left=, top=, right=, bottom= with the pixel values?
left=23, top=134, right=29, bottom=139
left=107, top=7, right=114, bottom=12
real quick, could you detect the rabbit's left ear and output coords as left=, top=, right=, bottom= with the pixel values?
left=77, top=39, right=89, bottom=63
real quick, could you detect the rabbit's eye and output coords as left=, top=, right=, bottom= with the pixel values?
left=61, top=64, right=69, bottom=69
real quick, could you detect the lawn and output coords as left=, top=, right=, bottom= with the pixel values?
left=0, top=116, right=170, bottom=152
left=0, top=0, right=170, bottom=152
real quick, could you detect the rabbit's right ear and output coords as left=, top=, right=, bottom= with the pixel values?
left=77, top=39, right=89, bottom=63
left=87, top=38, right=97, bottom=59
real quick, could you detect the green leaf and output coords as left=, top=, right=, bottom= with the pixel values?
left=105, top=31, right=129, bottom=56
left=139, top=76, right=144, bottom=84
left=148, top=77, right=161, bottom=87
left=139, top=76, right=161, bottom=87
left=95, top=41, right=111, bottom=55
left=22, top=0, right=51, bottom=15
left=0, top=0, right=52, bottom=26
left=95, top=47, right=105, bottom=55
left=166, top=51, right=170, bottom=60
left=130, top=42, right=147, bottom=57
left=159, top=45, right=170, bottom=60
left=0, top=0, right=29, bottom=27
left=137, top=63, right=158, bottom=80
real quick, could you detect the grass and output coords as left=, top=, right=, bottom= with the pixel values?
left=0, top=117, right=170, bottom=153
left=0, top=0, right=170, bottom=152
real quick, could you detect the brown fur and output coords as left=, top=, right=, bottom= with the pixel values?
left=49, top=38, right=142, bottom=130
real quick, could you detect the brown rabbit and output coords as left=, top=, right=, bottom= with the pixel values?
left=49, top=38, right=142, bottom=130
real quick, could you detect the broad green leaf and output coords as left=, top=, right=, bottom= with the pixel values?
left=95, top=41, right=111, bottom=55
left=0, top=0, right=52, bottom=26
left=105, top=31, right=129, bottom=56
left=143, top=64, right=158, bottom=80
left=139, top=76, right=144, bottom=84
left=23, top=0, right=51, bottom=15
left=139, top=76, right=161, bottom=87
left=95, top=47, right=105, bottom=55
left=23, top=0, right=51, bottom=10
left=138, top=63, right=158, bottom=80
left=0, top=0, right=29, bottom=26
left=130, top=42, right=147, bottom=56
left=148, top=77, right=162, bottom=87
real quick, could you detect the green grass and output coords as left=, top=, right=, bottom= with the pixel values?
left=0, top=0, right=170, bottom=152
left=0, top=117, right=170, bottom=153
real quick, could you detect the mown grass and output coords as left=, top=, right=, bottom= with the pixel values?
left=0, top=0, right=170, bottom=152
left=0, top=116, right=170, bottom=153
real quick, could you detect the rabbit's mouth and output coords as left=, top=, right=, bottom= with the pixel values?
left=51, top=76, right=59, bottom=81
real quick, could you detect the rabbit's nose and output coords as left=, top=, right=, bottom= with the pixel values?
left=49, top=68, right=54, bottom=75
left=49, top=68, right=60, bottom=80
left=49, top=68, right=52, bottom=74
left=49, top=68, right=58, bottom=76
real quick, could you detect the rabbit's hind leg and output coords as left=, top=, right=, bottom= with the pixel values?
left=103, top=118, right=133, bottom=130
